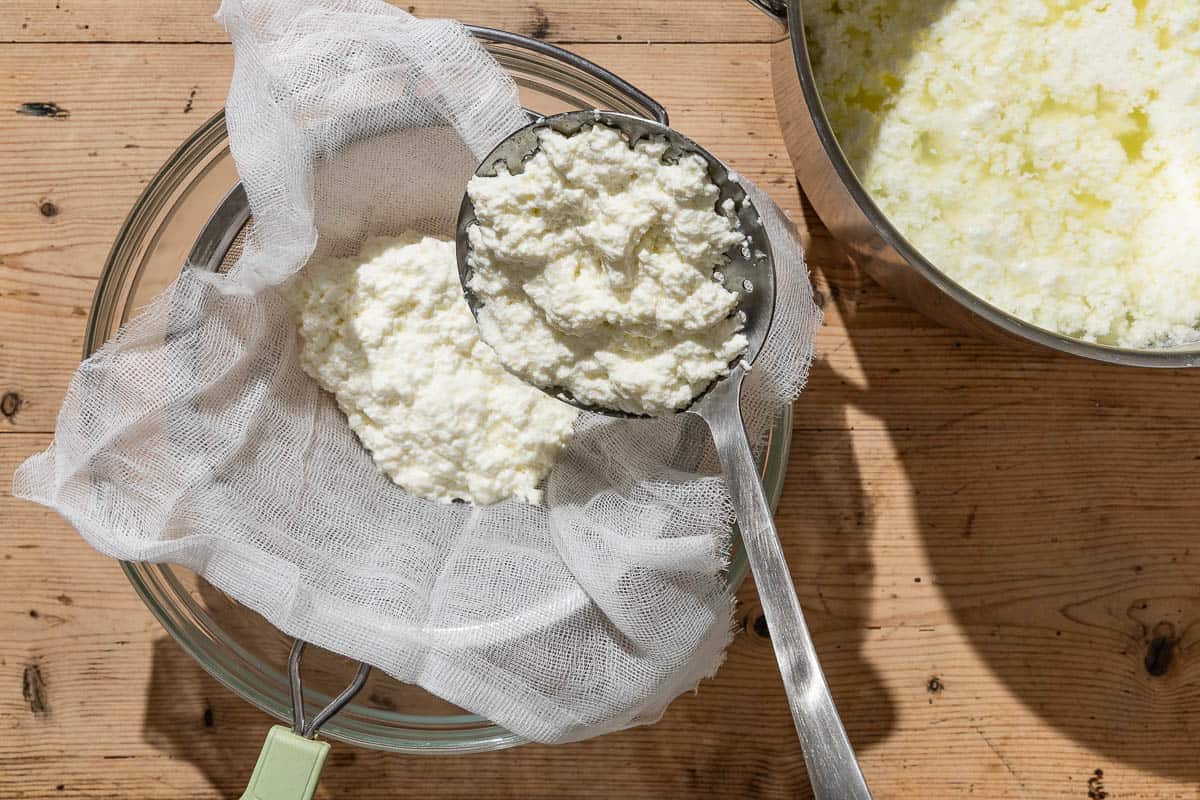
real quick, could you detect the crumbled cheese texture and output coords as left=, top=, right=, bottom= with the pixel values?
left=291, top=234, right=577, bottom=505
left=808, top=0, right=1200, bottom=347
left=466, top=124, right=748, bottom=416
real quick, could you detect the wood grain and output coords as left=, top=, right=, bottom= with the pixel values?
left=1, top=1, right=783, bottom=44
left=5, top=5, right=1200, bottom=799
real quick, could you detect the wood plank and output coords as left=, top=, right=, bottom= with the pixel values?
left=1, top=1, right=783, bottom=45
left=0, top=43, right=229, bottom=433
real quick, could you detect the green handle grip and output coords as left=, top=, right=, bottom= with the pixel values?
left=240, top=725, right=331, bottom=800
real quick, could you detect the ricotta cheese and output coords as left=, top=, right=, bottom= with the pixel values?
left=291, top=234, right=577, bottom=505
left=466, top=123, right=748, bottom=416
left=808, top=0, right=1200, bottom=347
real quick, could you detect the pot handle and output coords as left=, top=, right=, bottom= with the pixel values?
left=745, top=0, right=788, bottom=22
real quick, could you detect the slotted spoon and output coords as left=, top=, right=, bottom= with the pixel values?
left=456, top=109, right=871, bottom=800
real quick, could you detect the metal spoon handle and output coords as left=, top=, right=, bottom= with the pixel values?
left=696, top=369, right=872, bottom=800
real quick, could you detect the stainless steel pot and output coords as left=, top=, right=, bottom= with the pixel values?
left=753, top=0, right=1200, bottom=367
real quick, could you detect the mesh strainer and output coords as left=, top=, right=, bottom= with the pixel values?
left=86, top=27, right=795, bottom=758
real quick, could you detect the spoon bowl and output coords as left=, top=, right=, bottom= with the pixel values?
left=455, top=109, right=775, bottom=417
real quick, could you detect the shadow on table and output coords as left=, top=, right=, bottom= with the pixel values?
left=773, top=359, right=899, bottom=769
left=814, top=220, right=1200, bottom=783
left=142, top=635, right=271, bottom=797
left=139, top=574, right=464, bottom=798
left=138, top=625, right=885, bottom=799
left=137, top=486, right=890, bottom=800
left=142, top=633, right=440, bottom=798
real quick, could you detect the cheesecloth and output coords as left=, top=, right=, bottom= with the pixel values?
left=13, top=0, right=821, bottom=743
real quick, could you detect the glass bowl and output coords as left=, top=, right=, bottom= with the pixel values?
left=88, top=27, right=794, bottom=754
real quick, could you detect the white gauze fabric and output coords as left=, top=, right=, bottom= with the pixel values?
left=14, top=0, right=821, bottom=743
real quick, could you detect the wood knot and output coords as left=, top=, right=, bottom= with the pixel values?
left=752, top=614, right=770, bottom=639
left=1, top=392, right=21, bottom=419
left=22, top=662, right=48, bottom=715
left=1087, top=768, right=1106, bottom=799
left=528, top=5, right=550, bottom=39
left=927, top=676, right=944, bottom=693
left=16, top=102, right=70, bottom=118
left=1145, top=623, right=1179, bottom=677
left=39, top=200, right=58, bottom=217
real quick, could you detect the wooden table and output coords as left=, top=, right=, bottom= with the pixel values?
left=3, top=2, right=1199, bottom=797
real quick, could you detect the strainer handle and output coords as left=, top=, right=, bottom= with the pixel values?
left=239, top=641, right=371, bottom=800
left=695, top=368, right=872, bottom=800
left=239, top=725, right=330, bottom=800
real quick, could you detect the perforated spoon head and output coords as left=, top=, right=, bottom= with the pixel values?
left=455, top=109, right=775, bottom=418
